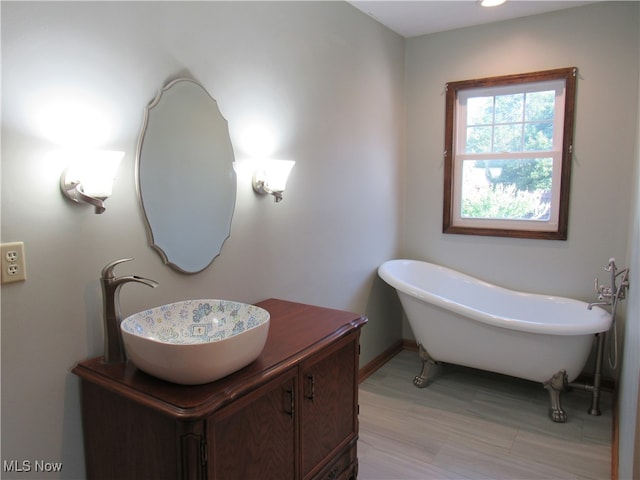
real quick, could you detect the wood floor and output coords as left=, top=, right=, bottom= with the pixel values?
left=358, top=350, right=612, bottom=480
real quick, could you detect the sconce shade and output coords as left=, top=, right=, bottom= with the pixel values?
left=252, top=160, right=295, bottom=202
left=60, top=150, right=124, bottom=214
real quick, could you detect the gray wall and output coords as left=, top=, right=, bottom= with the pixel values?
left=403, top=2, right=639, bottom=475
left=1, top=2, right=404, bottom=478
left=619, top=44, right=640, bottom=480
left=2, top=1, right=639, bottom=479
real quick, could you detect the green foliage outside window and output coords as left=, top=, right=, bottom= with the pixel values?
left=461, top=182, right=551, bottom=220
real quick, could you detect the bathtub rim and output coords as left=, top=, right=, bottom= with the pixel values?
left=378, top=259, right=612, bottom=336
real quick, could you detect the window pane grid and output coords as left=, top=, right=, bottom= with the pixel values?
left=464, top=90, right=556, bottom=154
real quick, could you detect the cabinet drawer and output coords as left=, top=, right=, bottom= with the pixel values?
left=310, top=439, right=357, bottom=480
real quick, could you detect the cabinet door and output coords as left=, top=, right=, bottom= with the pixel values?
left=208, top=370, right=297, bottom=480
left=301, top=335, right=358, bottom=478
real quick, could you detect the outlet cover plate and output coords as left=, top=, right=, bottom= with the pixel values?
left=1, top=242, right=27, bottom=284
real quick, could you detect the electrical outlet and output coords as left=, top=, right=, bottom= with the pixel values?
left=1, top=242, right=27, bottom=284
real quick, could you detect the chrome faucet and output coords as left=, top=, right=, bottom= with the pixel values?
left=586, top=299, right=611, bottom=310
left=588, top=258, right=630, bottom=310
left=101, top=258, right=159, bottom=363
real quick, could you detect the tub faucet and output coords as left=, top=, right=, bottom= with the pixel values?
left=588, top=258, right=630, bottom=310
left=587, top=300, right=611, bottom=310
left=101, top=258, right=159, bottom=363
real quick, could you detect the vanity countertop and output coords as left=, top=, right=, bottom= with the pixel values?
left=72, top=298, right=367, bottom=420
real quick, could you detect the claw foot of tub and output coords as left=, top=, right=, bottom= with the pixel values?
left=413, top=374, right=429, bottom=388
left=543, top=370, right=568, bottom=423
left=414, top=344, right=436, bottom=388
left=549, top=407, right=568, bottom=423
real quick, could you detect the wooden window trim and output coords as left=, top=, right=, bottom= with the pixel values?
left=442, top=67, right=577, bottom=240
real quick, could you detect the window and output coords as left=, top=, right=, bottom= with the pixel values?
left=443, top=68, right=577, bottom=240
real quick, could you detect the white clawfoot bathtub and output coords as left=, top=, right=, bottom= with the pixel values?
left=378, top=259, right=612, bottom=422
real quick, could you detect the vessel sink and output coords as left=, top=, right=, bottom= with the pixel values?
left=121, top=299, right=270, bottom=385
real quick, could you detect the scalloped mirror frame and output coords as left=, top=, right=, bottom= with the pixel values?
left=136, top=78, right=236, bottom=273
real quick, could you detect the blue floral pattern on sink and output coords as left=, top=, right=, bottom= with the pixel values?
left=121, top=299, right=270, bottom=345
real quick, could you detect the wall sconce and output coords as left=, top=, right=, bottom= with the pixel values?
left=252, top=160, right=295, bottom=203
left=60, top=150, right=124, bottom=214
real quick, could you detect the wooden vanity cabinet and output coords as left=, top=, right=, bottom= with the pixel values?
left=73, top=298, right=367, bottom=480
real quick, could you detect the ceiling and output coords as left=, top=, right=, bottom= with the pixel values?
left=348, top=1, right=595, bottom=38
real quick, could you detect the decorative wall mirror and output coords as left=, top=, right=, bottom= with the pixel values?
left=136, top=78, right=236, bottom=273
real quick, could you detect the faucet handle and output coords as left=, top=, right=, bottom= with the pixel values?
left=101, top=258, right=134, bottom=279
left=594, top=277, right=612, bottom=298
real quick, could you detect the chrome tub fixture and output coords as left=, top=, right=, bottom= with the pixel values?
left=573, top=258, right=631, bottom=416
left=588, top=257, right=630, bottom=311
